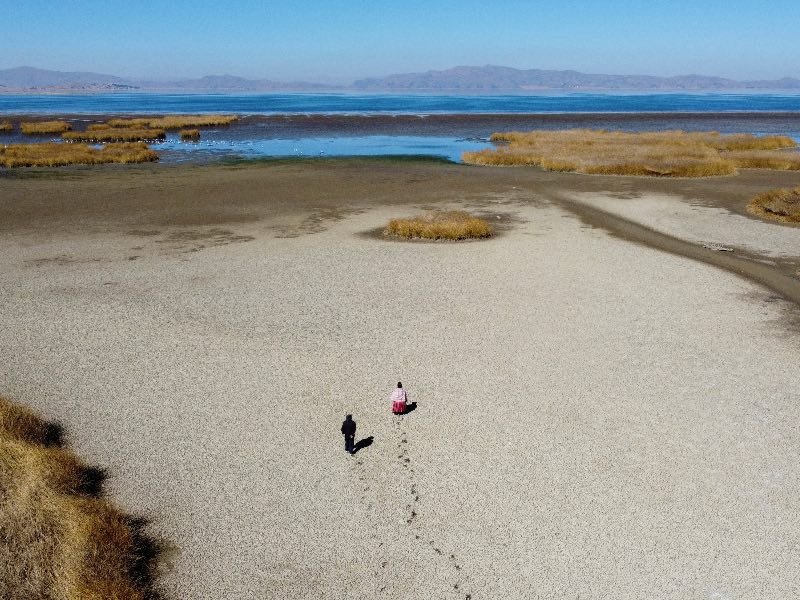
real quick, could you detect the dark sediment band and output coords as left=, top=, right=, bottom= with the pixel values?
left=5, top=112, right=800, bottom=139
left=555, top=195, right=800, bottom=309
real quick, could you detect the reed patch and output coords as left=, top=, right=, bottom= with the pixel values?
left=0, top=142, right=159, bottom=167
left=0, top=396, right=161, bottom=599
left=384, top=210, right=494, bottom=240
left=463, top=129, right=800, bottom=177
left=0, top=121, right=12, bottom=133
left=20, top=120, right=72, bottom=135
left=180, top=128, right=201, bottom=140
left=106, top=114, right=237, bottom=129
left=747, top=187, right=800, bottom=223
left=63, top=128, right=166, bottom=143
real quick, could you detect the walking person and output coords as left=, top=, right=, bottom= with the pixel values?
left=341, top=414, right=356, bottom=455
left=391, top=382, right=408, bottom=415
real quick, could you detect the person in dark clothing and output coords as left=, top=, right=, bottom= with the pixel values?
left=341, top=414, right=356, bottom=455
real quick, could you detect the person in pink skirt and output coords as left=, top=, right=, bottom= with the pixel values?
left=391, top=381, right=408, bottom=415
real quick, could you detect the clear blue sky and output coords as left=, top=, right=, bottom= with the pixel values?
left=4, top=0, right=800, bottom=82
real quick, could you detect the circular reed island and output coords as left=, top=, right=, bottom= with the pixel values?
left=383, top=210, right=494, bottom=241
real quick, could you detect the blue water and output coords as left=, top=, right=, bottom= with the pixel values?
left=158, top=135, right=490, bottom=163
left=4, top=92, right=800, bottom=163
left=3, top=92, right=800, bottom=115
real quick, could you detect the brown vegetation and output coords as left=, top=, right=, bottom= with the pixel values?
left=179, top=128, right=201, bottom=140
left=384, top=210, right=494, bottom=240
left=0, top=121, right=12, bottom=133
left=20, top=121, right=72, bottom=135
left=63, top=129, right=166, bottom=143
left=747, top=187, right=800, bottom=223
left=0, top=143, right=159, bottom=168
left=106, top=114, right=237, bottom=129
left=463, top=129, right=800, bottom=177
left=0, top=396, right=159, bottom=599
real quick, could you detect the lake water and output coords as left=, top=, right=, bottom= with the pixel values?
left=3, top=92, right=800, bottom=163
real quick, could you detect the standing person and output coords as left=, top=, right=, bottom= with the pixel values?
left=341, top=414, right=356, bottom=455
left=391, top=382, right=408, bottom=415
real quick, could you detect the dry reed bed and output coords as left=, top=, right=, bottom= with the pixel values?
left=462, top=129, right=800, bottom=177
left=179, top=128, right=201, bottom=140
left=748, top=187, right=800, bottom=223
left=0, top=396, right=158, bottom=599
left=63, top=129, right=166, bottom=143
left=105, top=115, right=237, bottom=129
left=20, top=121, right=72, bottom=135
left=0, top=121, right=12, bottom=133
left=384, top=210, right=494, bottom=240
left=0, top=143, right=159, bottom=168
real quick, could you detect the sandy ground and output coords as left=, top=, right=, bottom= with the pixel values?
left=564, top=190, right=800, bottom=259
left=1, top=161, right=800, bottom=599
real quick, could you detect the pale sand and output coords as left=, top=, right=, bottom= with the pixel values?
left=1, top=169, right=800, bottom=598
left=564, top=190, right=800, bottom=259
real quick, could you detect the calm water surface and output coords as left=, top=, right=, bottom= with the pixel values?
left=3, top=92, right=800, bottom=162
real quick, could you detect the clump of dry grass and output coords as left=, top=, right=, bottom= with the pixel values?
left=0, top=396, right=159, bottom=599
left=0, top=142, right=159, bottom=168
left=180, top=128, right=201, bottom=140
left=748, top=187, right=800, bottom=223
left=106, top=118, right=153, bottom=129
left=106, top=114, right=237, bottom=130
left=20, top=120, right=72, bottom=135
left=384, top=210, right=494, bottom=240
left=63, top=128, right=166, bottom=143
left=0, top=121, right=12, bottom=133
left=463, top=129, right=800, bottom=177
left=725, top=150, right=800, bottom=171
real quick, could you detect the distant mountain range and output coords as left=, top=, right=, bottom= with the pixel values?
left=2, top=65, right=800, bottom=93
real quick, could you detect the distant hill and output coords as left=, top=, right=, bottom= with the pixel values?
left=0, top=66, right=136, bottom=90
left=353, top=65, right=800, bottom=91
left=0, top=67, right=337, bottom=92
left=2, top=65, right=800, bottom=93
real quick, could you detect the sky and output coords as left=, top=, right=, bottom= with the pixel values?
left=4, top=0, right=800, bottom=82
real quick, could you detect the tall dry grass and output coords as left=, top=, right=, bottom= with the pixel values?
left=179, top=128, right=201, bottom=140
left=20, top=121, right=72, bottom=135
left=63, top=129, right=166, bottom=143
left=747, top=187, right=800, bottom=223
left=463, top=129, right=800, bottom=177
left=0, top=396, right=159, bottom=599
left=106, top=115, right=237, bottom=130
left=0, top=121, right=12, bottom=133
left=0, top=143, right=159, bottom=167
left=384, top=210, right=494, bottom=240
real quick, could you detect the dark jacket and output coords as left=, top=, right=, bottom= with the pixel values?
left=341, top=417, right=356, bottom=437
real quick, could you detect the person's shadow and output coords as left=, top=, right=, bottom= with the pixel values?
left=353, top=436, right=374, bottom=454
left=404, top=402, right=418, bottom=414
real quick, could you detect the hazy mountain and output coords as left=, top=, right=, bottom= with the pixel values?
left=353, top=65, right=800, bottom=91
left=2, top=65, right=799, bottom=93
left=0, top=66, right=136, bottom=90
left=0, top=67, right=336, bottom=92
left=139, top=74, right=339, bottom=91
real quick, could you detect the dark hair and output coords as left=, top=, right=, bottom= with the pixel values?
left=346, top=414, right=352, bottom=419
left=397, top=382, right=402, bottom=388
